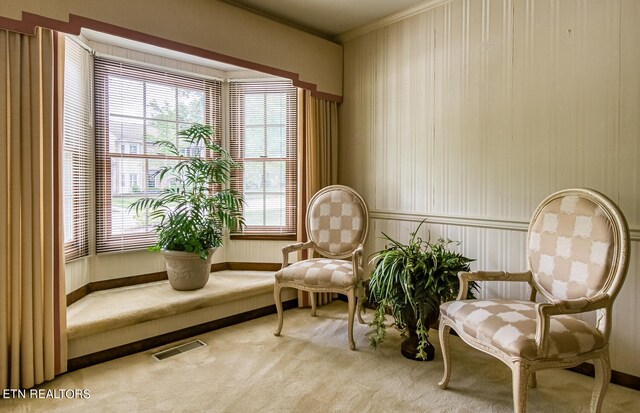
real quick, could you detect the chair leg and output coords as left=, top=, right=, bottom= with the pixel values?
left=273, top=283, right=284, bottom=336
left=591, top=351, right=611, bottom=413
left=438, top=323, right=452, bottom=389
left=347, top=289, right=356, bottom=350
left=356, top=298, right=365, bottom=324
left=511, top=361, right=530, bottom=413
left=310, top=292, right=317, bottom=317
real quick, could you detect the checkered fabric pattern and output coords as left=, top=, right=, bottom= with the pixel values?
left=440, top=299, right=605, bottom=360
left=275, top=258, right=356, bottom=288
left=308, top=188, right=366, bottom=256
left=528, top=195, right=614, bottom=300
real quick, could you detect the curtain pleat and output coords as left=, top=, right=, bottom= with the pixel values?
left=297, top=89, right=338, bottom=307
left=0, top=27, right=66, bottom=391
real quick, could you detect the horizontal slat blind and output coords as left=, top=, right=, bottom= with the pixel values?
left=228, top=80, right=297, bottom=235
left=63, top=36, right=92, bottom=261
left=94, top=57, right=221, bottom=253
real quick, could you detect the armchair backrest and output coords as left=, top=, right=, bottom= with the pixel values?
left=527, top=188, right=629, bottom=303
left=306, top=185, right=369, bottom=259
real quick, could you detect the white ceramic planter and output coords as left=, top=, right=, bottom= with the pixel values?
left=161, top=248, right=216, bottom=291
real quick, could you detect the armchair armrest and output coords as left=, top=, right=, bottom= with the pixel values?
left=540, top=293, right=611, bottom=315
left=280, top=241, right=314, bottom=269
left=534, top=293, right=611, bottom=357
left=457, top=271, right=533, bottom=300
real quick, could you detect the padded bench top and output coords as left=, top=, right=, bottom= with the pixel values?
left=67, top=270, right=275, bottom=340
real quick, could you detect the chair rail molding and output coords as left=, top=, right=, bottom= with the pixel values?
left=369, top=209, right=640, bottom=241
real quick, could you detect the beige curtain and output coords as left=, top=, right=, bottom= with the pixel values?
left=0, top=27, right=67, bottom=390
left=297, top=89, right=338, bottom=307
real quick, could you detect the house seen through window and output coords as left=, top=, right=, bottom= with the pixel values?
left=62, top=39, right=298, bottom=260
left=94, top=57, right=221, bottom=253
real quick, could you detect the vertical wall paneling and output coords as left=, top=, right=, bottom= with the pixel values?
left=340, top=0, right=640, bottom=376
left=619, top=0, right=640, bottom=225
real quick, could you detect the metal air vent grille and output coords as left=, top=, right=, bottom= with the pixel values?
left=152, top=339, right=207, bottom=361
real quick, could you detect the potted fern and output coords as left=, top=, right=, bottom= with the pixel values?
left=367, top=221, right=475, bottom=360
left=130, top=124, right=244, bottom=291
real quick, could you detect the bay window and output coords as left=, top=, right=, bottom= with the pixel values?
left=63, top=43, right=298, bottom=258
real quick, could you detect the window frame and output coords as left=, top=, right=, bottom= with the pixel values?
left=228, top=80, right=298, bottom=239
left=93, top=57, right=222, bottom=253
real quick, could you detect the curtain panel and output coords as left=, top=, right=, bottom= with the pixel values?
left=0, top=27, right=67, bottom=390
left=296, top=89, right=338, bottom=307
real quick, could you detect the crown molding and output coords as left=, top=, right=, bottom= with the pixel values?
left=336, top=0, right=451, bottom=43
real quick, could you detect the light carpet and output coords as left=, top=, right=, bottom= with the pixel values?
left=3, top=301, right=639, bottom=412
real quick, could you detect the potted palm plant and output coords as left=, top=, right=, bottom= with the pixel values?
left=130, top=123, right=244, bottom=291
left=367, top=221, right=476, bottom=360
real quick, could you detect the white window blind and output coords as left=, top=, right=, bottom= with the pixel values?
left=94, top=57, right=222, bottom=253
left=63, top=36, right=92, bottom=261
left=228, top=80, right=297, bottom=235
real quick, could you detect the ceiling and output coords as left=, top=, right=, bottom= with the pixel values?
left=79, top=1, right=431, bottom=73
left=223, top=0, right=428, bottom=38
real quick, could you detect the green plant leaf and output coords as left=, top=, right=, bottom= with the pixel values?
left=366, top=219, right=476, bottom=354
left=127, top=123, right=244, bottom=258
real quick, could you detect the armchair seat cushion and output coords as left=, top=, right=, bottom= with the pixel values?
left=275, top=258, right=356, bottom=288
left=440, top=299, right=605, bottom=360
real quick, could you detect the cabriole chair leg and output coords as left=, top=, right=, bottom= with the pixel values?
left=591, top=352, right=611, bottom=413
left=274, top=283, right=284, bottom=336
left=347, top=289, right=356, bottom=350
left=310, top=291, right=317, bottom=317
left=356, top=300, right=365, bottom=325
left=438, top=324, right=451, bottom=389
left=512, top=361, right=530, bottom=413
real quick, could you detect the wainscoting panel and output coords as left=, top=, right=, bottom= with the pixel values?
left=340, top=0, right=640, bottom=376
left=224, top=239, right=293, bottom=265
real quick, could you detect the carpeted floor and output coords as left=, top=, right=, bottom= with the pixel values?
left=2, top=301, right=639, bottom=412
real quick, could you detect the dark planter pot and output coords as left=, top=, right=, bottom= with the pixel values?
left=400, top=309, right=438, bottom=361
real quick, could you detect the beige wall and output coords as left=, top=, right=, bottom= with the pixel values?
left=0, top=0, right=342, bottom=99
left=340, top=0, right=640, bottom=376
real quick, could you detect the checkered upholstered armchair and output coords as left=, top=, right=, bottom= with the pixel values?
left=274, top=185, right=369, bottom=350
left=438, top=188, right=629, bottom=413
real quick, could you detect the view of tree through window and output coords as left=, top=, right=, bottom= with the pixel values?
left=94, top=58, right=222, bottom=252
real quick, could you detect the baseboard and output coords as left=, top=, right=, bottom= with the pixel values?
left=568, top=363, right=640, bottom=391
left=66, top=262, right=281, bottom=306
left=226, top=262, right=281, bottom=271
left=67, top=299, right=297, bottom=372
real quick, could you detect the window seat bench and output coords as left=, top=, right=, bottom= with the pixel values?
left=66, top=270, right=297, bottom=370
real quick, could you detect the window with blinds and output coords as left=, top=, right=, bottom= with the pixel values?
left=94, top=57, right=222, bottom=253
left=63, top=36, right=92, bottom=261
left=228, top=80, right=297, bottom=236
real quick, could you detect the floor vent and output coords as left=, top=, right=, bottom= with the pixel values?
left=152, top=339, right=207, bottom=361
